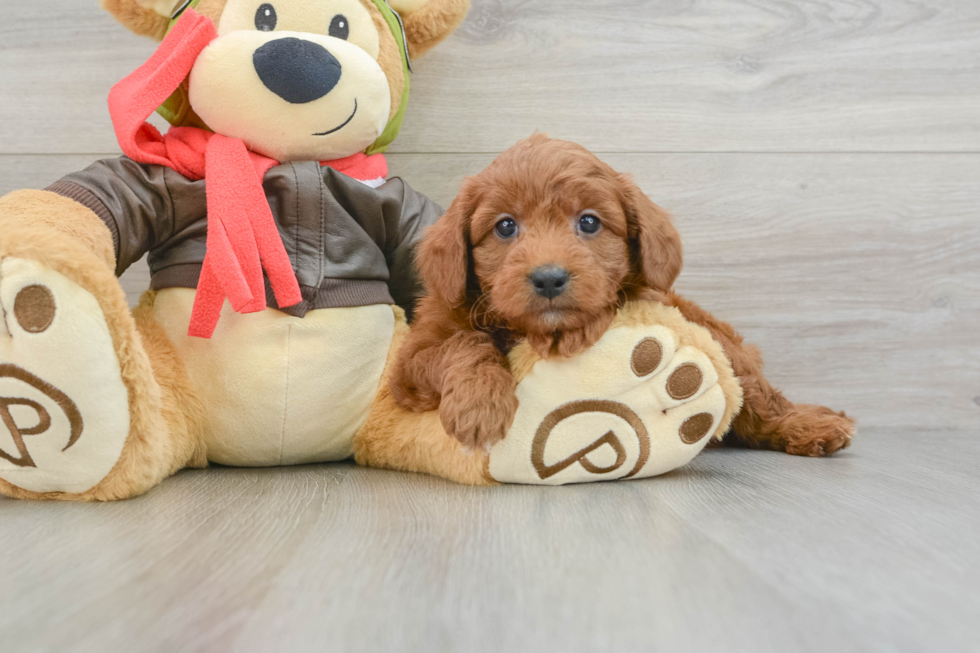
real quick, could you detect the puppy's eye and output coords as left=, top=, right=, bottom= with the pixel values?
left=578, top=213, right=601, bottom=235
left=255, top=3, right=277, bottom=31
left=329, top=14, right=350, bottom=40
left=495, top=217, right=518, bottom=239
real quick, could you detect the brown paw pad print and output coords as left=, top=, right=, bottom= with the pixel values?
left=13, top=285, right=56, bottom=333
left=630, top=337, right=664, bottom=377
left=666, top=363, right=703, bottom=400
left=679, top=412, right=714, bottom=444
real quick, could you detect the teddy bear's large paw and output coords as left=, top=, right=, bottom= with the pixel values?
left=0, top=257, right=130, bottom=495
left=487, top=309, right=738, bottom=485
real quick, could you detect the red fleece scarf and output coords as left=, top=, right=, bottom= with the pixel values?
left=108, top=9, right=387, bottom=338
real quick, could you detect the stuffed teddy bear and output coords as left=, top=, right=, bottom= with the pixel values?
left=0, top=0, right=741, bottom=500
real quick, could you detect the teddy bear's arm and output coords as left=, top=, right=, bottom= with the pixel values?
left=0, top=189, right=116, bottom=271
left=376, top=177, right=445, bottom=318
left=45, top=157, right=190, bottom=278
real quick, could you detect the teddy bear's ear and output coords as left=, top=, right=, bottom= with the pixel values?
left=101, top=0, right=227, bottom=40
left=100, top=0, right=179, bottom=39
left=389, top=0, right=470, bottom=59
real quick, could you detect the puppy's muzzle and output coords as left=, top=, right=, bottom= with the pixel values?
left=253, top=37, right=342, bottom=104
left=529, top=266, right=570, bottom=299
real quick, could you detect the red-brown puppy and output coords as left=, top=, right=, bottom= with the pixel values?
left=391, top=134, right=854, bottom=455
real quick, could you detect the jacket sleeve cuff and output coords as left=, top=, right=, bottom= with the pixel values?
left=44, top=180, right=120, bottom=260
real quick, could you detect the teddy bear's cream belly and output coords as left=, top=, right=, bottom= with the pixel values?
left=152, top=288, right=394, bottom=467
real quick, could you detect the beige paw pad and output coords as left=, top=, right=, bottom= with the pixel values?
left=487, top=304, right=738, bottom=485
left=0, top=257, right=130, bottom=495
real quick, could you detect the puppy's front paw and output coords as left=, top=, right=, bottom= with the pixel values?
left=439, top=367, right=518, bottom=452
left=389, top=379, right=441, bottom=414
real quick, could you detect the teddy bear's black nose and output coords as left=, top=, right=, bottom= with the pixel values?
left=253, top=37, right=342, bottom=104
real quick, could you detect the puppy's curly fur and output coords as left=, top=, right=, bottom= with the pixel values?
left=391, top=135, right=855, bottom=455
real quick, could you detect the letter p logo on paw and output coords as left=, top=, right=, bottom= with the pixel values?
left=0, top=365, right=83, bottom=468
left=531, top=400, right=650, bottom=481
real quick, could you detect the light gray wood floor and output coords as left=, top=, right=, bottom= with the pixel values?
left=1, top=429, right=976, bottom=653
left=1, top=1, right=978, bottom=651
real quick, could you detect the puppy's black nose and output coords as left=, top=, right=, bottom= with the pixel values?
left=253, top=37, right=342, bottom=104
left=529, top=266, right=570, bottom=299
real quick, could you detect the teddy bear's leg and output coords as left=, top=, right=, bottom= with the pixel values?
left=353, top=312, right=494, bottom=486
left=666, top=293, right=855, bottom=457
left=356, top=302, right=743, bottom=486
left=0, top=191, right=205, bottom=500
left=354, top=387, right=494, bottom=485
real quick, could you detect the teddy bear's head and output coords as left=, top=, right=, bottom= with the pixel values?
left=102, top=0, right=468, bottom=161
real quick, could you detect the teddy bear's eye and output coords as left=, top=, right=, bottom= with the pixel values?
left=329, top=14, right=349, bottom=40
left=255, top=3, right=277, bottom=31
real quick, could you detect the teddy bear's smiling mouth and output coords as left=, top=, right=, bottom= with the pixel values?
left=312, top=99, right=358, bottom=136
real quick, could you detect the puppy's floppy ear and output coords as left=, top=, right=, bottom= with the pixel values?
left=389, top=0, right=471, bottom=59
left=618, top=173, right=683, bottom=292
left=417, top=177, right=481, bottom=309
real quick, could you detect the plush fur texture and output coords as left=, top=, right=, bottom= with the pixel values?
left=0, top=191, right=116, bottom=271
left=132, top=291, right=209, bottom=474
left=398, top=0, right=470, bottom=58
left=102, top=0, right=172, bottom=40
left=391, top=135, right=854, bottom=457
left=104, top=0, right=235, bottom=39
